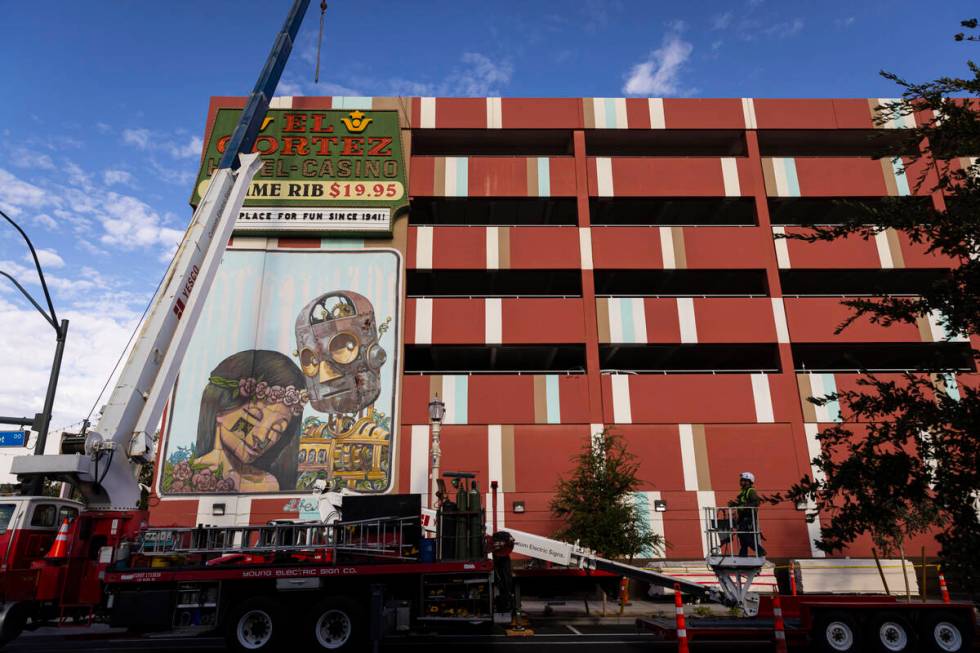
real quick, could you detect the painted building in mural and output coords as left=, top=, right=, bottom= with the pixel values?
left=150, top=96, right=978, bottom=561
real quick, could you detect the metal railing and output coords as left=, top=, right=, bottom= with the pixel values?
left=703, top=506, right=765, bottom=561
left=138, top=515, right=419, bottom=561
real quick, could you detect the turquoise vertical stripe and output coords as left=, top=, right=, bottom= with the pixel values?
left=604, top=98, right=617, bottom=129
left=455, top=157, right=468, bottom=197
left=891, top=158, right=911, bottom=196
left=941, top=373, right=960, bottom=401
left=619, top=298, right=636, bottom=343
left=545, top=374, right=561, bottom=424
left=783, top=158, right=801, bottom=197
left=454, top=375, right=469, bottom=424
left=821, top=373, right=842, bottom=422
left=537, top=157, right=551, bottom=196
left=333, top=96, right=373, bottom=110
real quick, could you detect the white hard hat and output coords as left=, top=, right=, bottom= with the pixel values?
left=740, top=471, right=755, bottom=483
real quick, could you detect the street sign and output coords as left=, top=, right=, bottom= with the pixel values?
left=0, top=431, right=26, bottom=447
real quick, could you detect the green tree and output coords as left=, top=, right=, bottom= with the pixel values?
left=550, top=429, right=664, bottom=559
left=780, top=20, right=980, bottom=594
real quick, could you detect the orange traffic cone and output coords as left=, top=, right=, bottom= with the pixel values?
left=674, top=583, right=689, bottom=653
left=772, top=593, right=788, bottom=653
left=45, top=518, right=71, bottom=560
left=938, top=570, right=951, bottom=604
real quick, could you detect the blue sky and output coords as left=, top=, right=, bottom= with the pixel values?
left=0, top=0, right=974, bottom=465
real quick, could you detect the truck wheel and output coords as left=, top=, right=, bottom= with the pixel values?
left=920, top=613, right=971, bottom=653
left=870, top=613, right=913, bottom=653
left=225, top=597, right=281, bottom=652
left=304, top=598, right=363, bottom=651
left=814, top=611, right=859, bottom=652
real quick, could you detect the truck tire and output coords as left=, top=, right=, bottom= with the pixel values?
left=920, top=612, right=972, bottom=653
left=225, top=597, right=282, bottom=652
left=814, top=611, right=860, bottom=653
left=869, top=613, right=914, bottom=653
left=303, top=597, right=363, bottom=651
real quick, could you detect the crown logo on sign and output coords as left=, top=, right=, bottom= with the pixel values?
left=341, top=110, right=373, bottom=133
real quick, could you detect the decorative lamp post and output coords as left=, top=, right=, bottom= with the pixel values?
left=428, top=395, right=446, bottom=508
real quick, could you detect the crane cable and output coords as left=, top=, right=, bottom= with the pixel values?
left=314, top=1, right=327, bottom=84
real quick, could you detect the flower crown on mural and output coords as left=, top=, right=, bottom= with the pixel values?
left=209, top=375, right=309, bottom=416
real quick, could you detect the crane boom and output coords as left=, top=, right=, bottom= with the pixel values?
left=11, top=0, right=312, bottom=509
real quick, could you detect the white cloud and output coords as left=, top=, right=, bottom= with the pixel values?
left=9, top=148, right=55, bottom=171
left=835, top=16, right=855, bottom=29
left=165, top=136, right=203, bottom=160
left=442, top=53, right=513, bottom=97
left=122, top=128, right=151, bottom=149
left=623, top=31, right=694, bottom=96
left=103, top=169, right=134, bottom=186
left=763, top=17, right=804, bottom=38
left=712, top=12, right=733, bottom=30
left=0, top=296, right=143, bottom=473
left=26, top=248, right=65, bottom=269
left=32, top=213, right=57, bottom=230
left=0, top=168, right=50, bottom=216
left=97, top=193, right=184, bottom=257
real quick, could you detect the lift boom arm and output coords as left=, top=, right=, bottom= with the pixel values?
left=11, top=0, right=312, bottom=509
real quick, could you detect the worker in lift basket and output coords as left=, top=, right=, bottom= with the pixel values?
left=728, top=472, right=767, bottom=557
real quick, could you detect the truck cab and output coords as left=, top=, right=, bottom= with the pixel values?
left=0, top=496, right=82, bottom=598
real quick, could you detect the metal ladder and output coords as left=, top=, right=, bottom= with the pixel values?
left=137, top=515, right=419, bottom=561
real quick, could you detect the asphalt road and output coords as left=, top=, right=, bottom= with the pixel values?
left=7, top=625, right=775, bottom=652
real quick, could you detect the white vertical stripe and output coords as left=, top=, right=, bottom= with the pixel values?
left=660, top=226, right=676, bottom=269
left=751, top=374, right=775, bottom=423
left=772, top=157, right=789, bottom=197
left=486, top=97, right=502, bottom=129
left=596, top=157, right=614, bottom=196
left=441, top=376, right=457, bottom=424
left=721, top=157, right=740, bottom=197
left=579, top=227, right=593, bottom=270
left=410, top=425, right=430, bottom=496
left=487, top=425, right=502, bottom=487
left=802, top=422, right=827, bottom=557
left=269, top=96, right=293, bottom=109
left=416, top=226, right=433, bottom=269
left=676, top=297, right=698, bottom=344
left=631, top=298, right=648, bottom=343
left=645, top=491, right=666, bottom=544
left=614, top=98, right=628, bottom=128
left=611, top=375, right=632, bottom=424
left=772, top=227, right=791, bottom=268
left=196, top=497, right=251, bottom=528
left=678, top=424, right=698, bottom=491
left=696, top=490, right=717, bottom=557
left=607, top=297, right=624, bottom=343
left=741, top=98, right=757, bottom=129
left=807, top=374, right=831, bottom=423
left=485, top=297, right=502, bottom=344
left=414, top=298, right=433, bottom=345
left=648, top=98, right=666, bottom=129
left=485, top=226, right=499, bottom=269
left=592, top=98, right=606, bottom=128
left=771, top=298, right=790, bottom=343
left=420, top=97, right=436, bottom=128
left=444, top=157, right=458, bottom=197
left=874, top=231, right=894, bottom=269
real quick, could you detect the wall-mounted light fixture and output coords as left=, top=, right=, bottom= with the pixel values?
left=212, top=503, right=226, bottom=517
left=654, top=499, right=668, bottom=513
left=512, top=501, right=526, bottom=514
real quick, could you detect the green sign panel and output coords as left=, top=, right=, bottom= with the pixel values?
left=193, top=108, right=407, bottom=234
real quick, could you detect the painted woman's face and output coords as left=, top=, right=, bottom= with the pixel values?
left=216, top=398, right=293, bottom=464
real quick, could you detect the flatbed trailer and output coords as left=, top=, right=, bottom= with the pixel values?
left=637, top=593, right=977, bottom=652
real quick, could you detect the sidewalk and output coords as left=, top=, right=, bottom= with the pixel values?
left=521, top=597, right=733, bottom=626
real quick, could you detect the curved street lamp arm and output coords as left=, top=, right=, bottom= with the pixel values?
left=0, top=209, right=58, bottom=326
left=0, top=270, right=59, bottom=330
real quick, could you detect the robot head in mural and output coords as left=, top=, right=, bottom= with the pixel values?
left=295, top=291, right=387, bottom=415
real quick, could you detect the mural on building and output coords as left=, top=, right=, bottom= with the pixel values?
left=159, top=249, right=400, bottom=495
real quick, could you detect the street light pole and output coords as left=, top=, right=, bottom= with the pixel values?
left=0, top=209, right=69, bottom=495
left=428, top=395, right=445, bottom=509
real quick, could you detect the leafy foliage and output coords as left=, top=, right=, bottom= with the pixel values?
left=550, top=430, right=664, bottom=559
left=778, top=19, right=980, bottom=594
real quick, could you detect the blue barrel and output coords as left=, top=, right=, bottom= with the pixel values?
left=420, top=537, right=436, bottom=562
